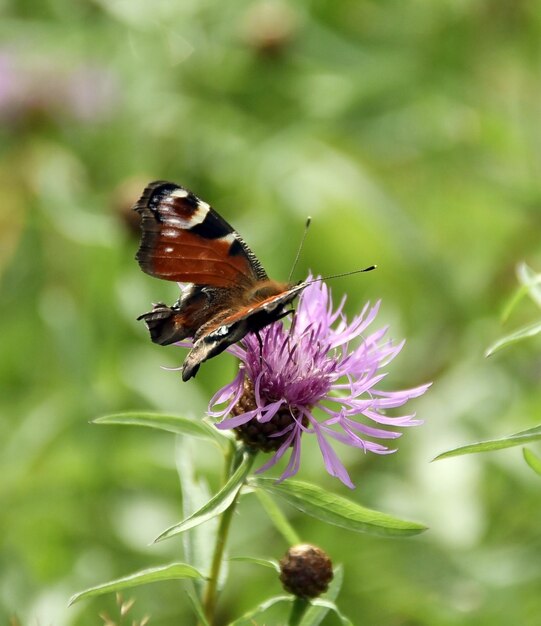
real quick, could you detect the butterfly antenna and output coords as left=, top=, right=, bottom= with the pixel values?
left=288, top=216, right=312, bottom=283
left=305, top=265, right=377, bottom=285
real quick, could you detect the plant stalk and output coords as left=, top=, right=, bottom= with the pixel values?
left=200, top=448, right=255, bottom=625
left=288, top=597, right=309, bottom=626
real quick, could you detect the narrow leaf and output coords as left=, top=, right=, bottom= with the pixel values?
left=185, top=590, right=210, bottom=626
left=251, top=478, right=426, bottom=537
left=69, top=563, right=205, bottom=605
left=433, top=425, right=541, bottom=461
left=229, top=595, right=293, bottom=625
left=523, top=448, right=541, bottom=476
left=228, top=556, right=280, bottom=572
left=176, top=437, right=218, bottom=592
left=309, top=600, right=353, bottom=626
left=255, top=488, right=301, bottom=545
left=155, top=451, right=254, bottom=542
left=94, top=412, right=226, bottom=446
left=485, top=320, right=541, bottom=357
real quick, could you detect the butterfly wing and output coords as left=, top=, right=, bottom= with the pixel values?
left=135, top=181, right=270, bottom=347
left=134, top=181, right=267, bottom=288
left=137, top=283, right=243, bottom=347
left=134, top=180, right=305, bottom=380
left=182, top=283, right=307, bottom=380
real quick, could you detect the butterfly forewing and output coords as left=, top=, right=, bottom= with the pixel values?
left=134, top=181, right=267, bottom=288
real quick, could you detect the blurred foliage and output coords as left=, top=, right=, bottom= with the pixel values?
left=1, top=0, right=541, bottom=624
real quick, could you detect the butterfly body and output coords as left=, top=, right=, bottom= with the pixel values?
left=134, top=181, right=306, bottom=380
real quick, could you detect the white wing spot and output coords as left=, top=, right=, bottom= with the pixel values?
left=221, top=233, right=236, bottom=245
left=171, top=188, right=189, bottom=198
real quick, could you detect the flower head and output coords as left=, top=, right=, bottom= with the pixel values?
left=279, top=544, right=333, bottom=599
left=209, top=278, right=431, bottom=488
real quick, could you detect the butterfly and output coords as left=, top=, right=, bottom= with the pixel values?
left=134, top=181, right=308, bottom=381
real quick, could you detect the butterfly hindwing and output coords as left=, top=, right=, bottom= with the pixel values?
left=182, top=284, right=306, bottom=380
left=136, top=285, right=217, bottom=346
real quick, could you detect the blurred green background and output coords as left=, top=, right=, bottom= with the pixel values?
left=2, top=0, right=541, bottom=624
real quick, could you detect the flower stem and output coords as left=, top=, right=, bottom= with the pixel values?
left=200, top=448, right=256, bottom=625
left=288, top=597, right=309, bottom=626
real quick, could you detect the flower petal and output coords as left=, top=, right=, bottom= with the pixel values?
left=277, top=428, right=303, bottom=482
left=216, top=407, right=262, bottom=429
left=208, top=368, right=245, bottom=417
left=255, top=429, right=298, bottom=473
left=311, top=419, right=355, bottom=489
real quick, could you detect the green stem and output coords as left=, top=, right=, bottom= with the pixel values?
left=200, top=448, right=256, bottom=625
left=288, top=597, right=309, bottom=626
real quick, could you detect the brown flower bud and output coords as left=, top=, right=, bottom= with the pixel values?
left=279, top=544, right=333, bottom=599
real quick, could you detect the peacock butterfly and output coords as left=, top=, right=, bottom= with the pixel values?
left=134, top=181, right=307, bottom=381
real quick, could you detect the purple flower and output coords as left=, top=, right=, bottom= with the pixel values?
left=209, top=278, right=431, bottom=488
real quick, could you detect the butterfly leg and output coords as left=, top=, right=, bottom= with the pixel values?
left=277, top=309, right=295, bottom=325
left=254, top=308, right=294, bottom=365
left=255, top=330, right=264, bottom=366
left=287, top=308, right=298, bottom=334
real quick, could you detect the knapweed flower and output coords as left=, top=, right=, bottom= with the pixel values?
left=209, top=278, right=431, bottom=488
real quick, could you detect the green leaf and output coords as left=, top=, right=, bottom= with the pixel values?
left=185, top=589, right=210, bottom=626
left=255, top=488, right=301, bottom=545
left=309, top=600, right=353, bottom=626
left=93, top=411, right=226, bottom=446
left=228, top=595, right=293, bottom=625
left=433, top=425, right=541, bottom=460
left=523, top=448, right=541, bottom=476
left=485, top=321, right=541, bottom=357
left=228, top=556, right=280, bottom=572
left=155, top=451, right=255, bottom=542
left=68, top=562, right=205, bottom=605
left=300, top=565, right=344, bottom=626
left=251, top=478, right=427, bottom=537
left=176, top=437, right=219, bottom=593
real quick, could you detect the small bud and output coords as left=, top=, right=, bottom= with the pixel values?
left=279, top=544, right=333, bottom=599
